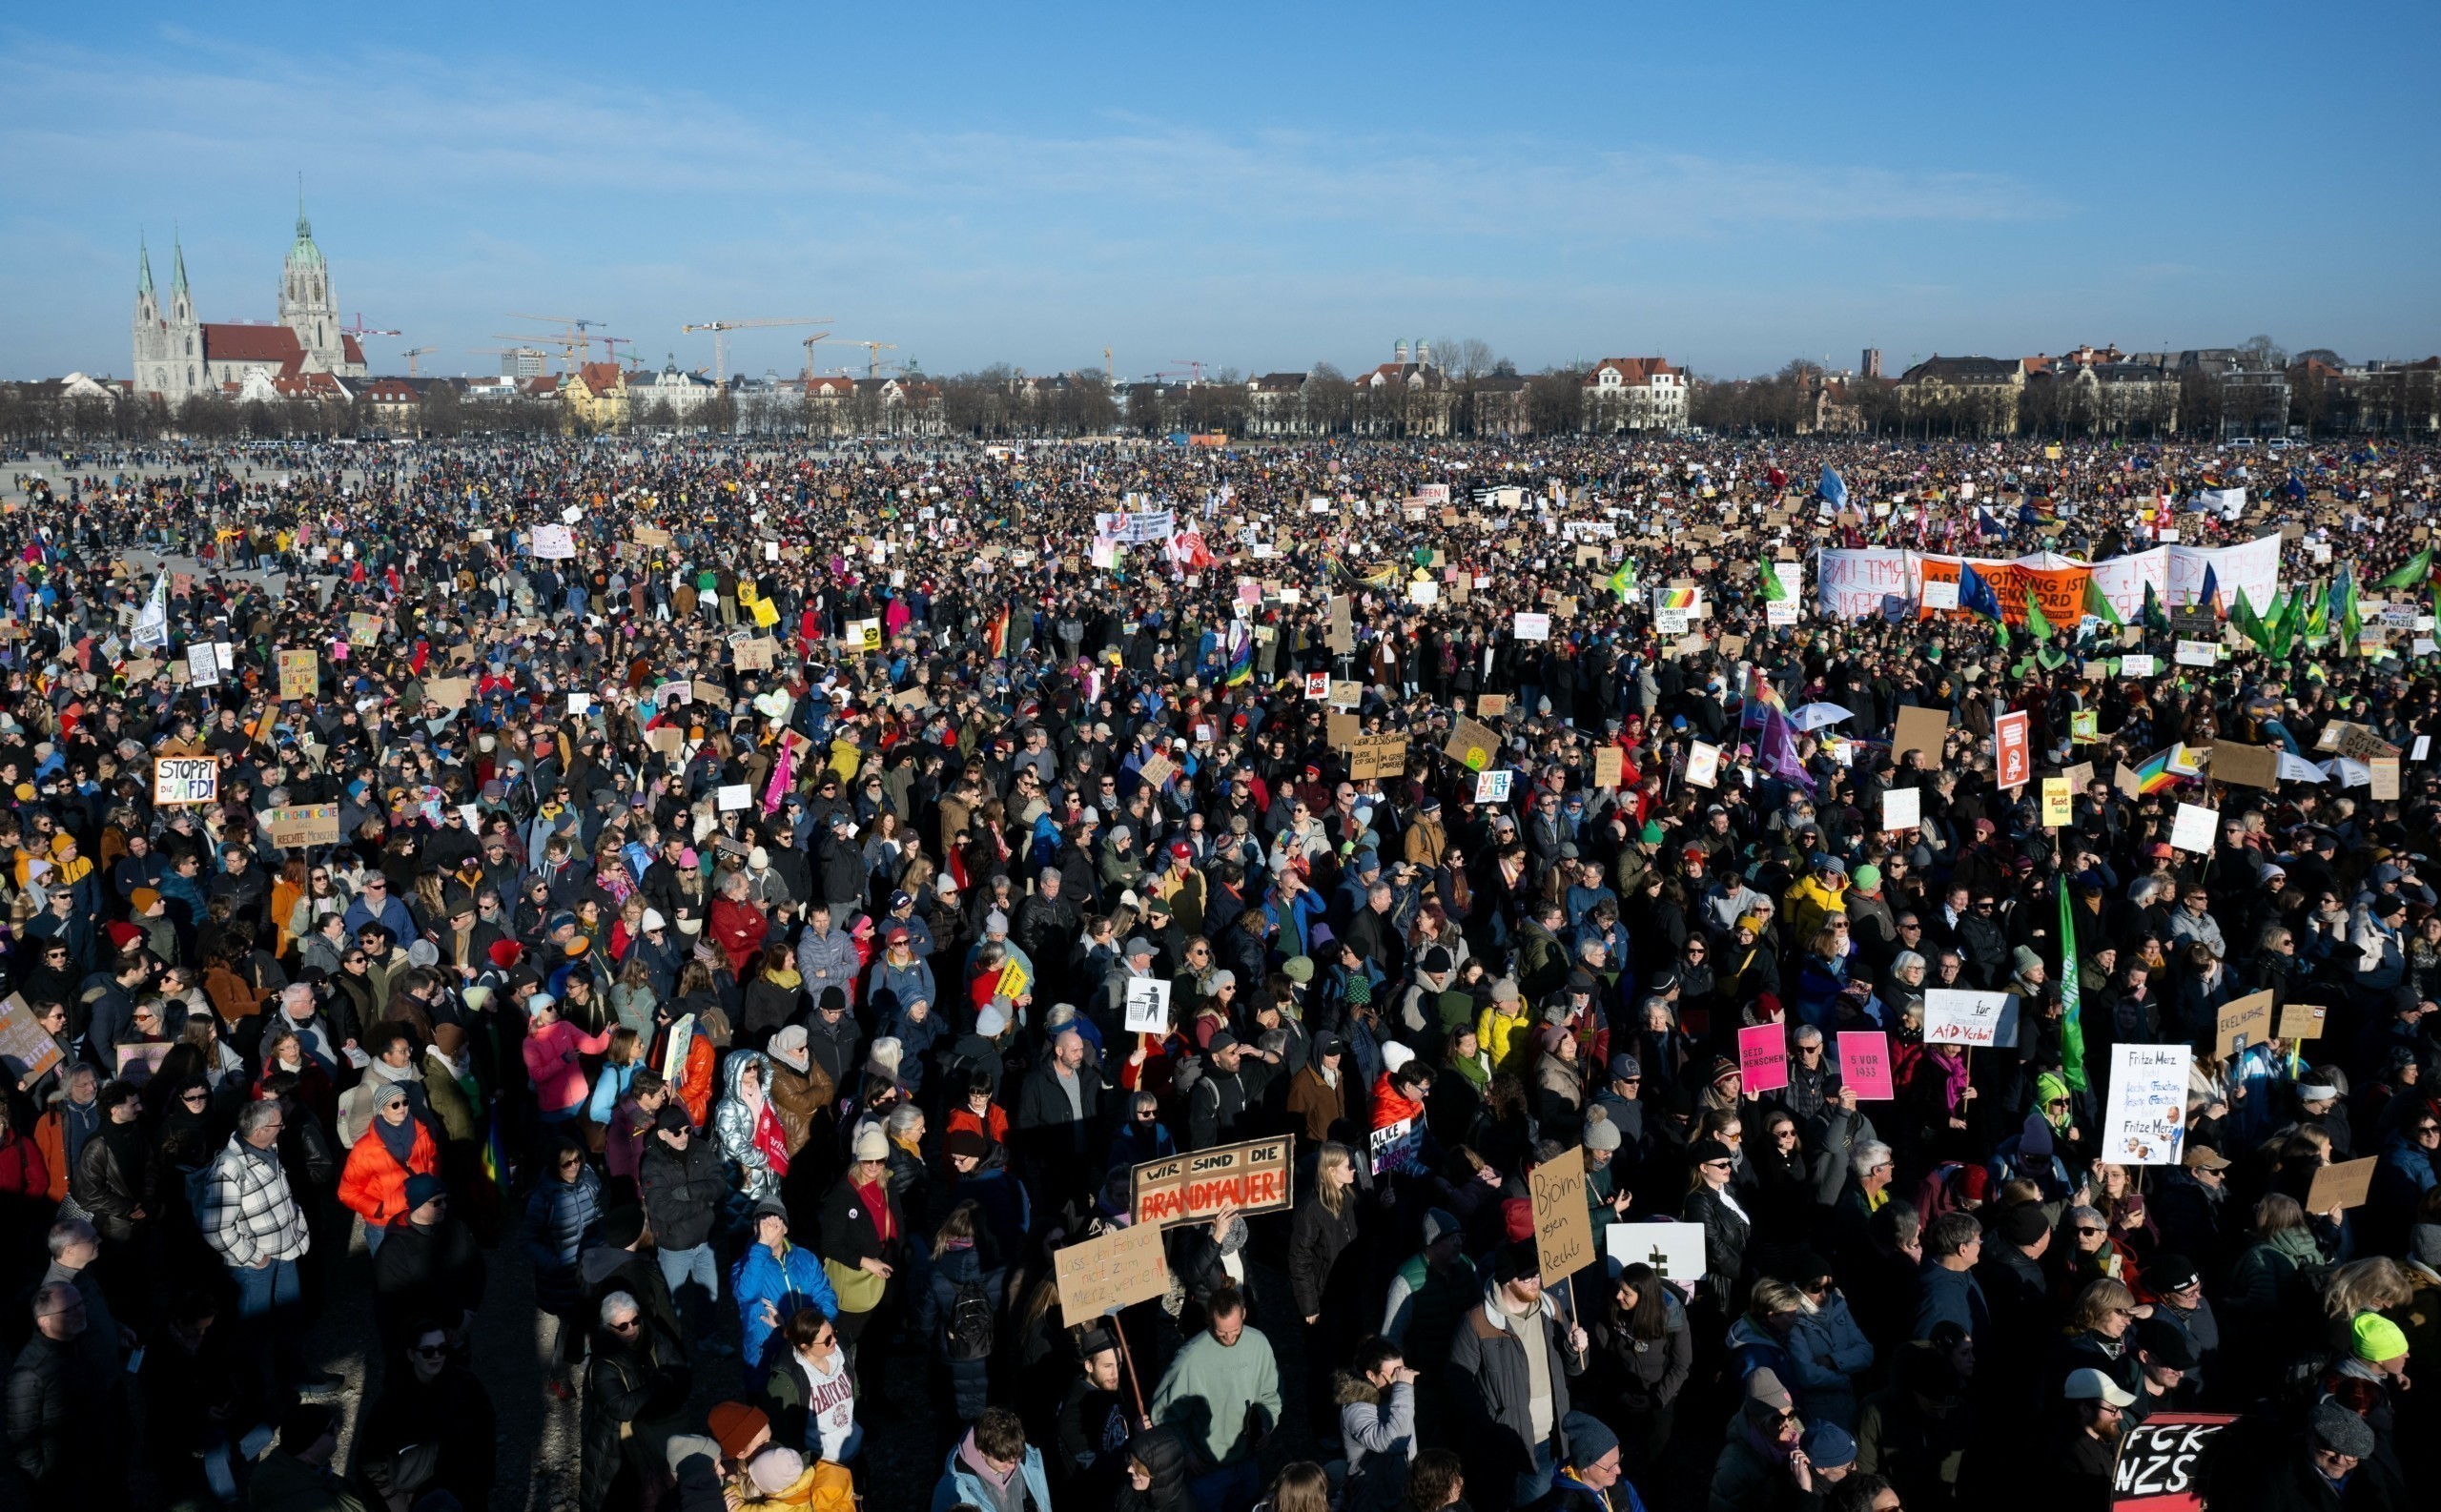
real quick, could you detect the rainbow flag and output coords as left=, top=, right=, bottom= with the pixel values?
left=1224, top=621, right=1254, bottom=685
left=2129, top=746, right=2182, bottom=794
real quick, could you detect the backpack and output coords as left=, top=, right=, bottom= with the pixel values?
left=944, top=1278, right=995, bottom=1361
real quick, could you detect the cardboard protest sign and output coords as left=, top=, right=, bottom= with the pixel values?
left=2100, top=1044, right=2192, bottom=1165
left=261, top=805, right=341, bottom=848
left=1606, top=1222, right=1707, bottom=1291
left=1529, top=1146, right=1597, bottom=1282
left=1737, top=1023, right=1789, bottom=1093
left=2213, top=991, right=2275, bottom=1058
left=1476, top=695, right=1510, bottom=718
left=1838, top=1032, right=1894, bottom=1099
left=2369, top=756, right=2400, bottom=800
left=2306, top=1156, right=2377, bottom=1213
left=732, top=638, right=777, bottom=671
left=1348, top=734, right=1407, bottom=782
left=2276, top=1003, right=2327, bottom=1041
left=277, top=649, right=318, bottom=700
left=421, top=677, right=473, bottom=708
left=1894, top=705, right=1948, bottom=763
left=1922, top=989, right=2010, bottom=1048
left=153, top=755, right=218, bottom=806
left=2210, top=741, right=2279, bottom=790
left=1053, top=1219, right=1169, bottom=1318
left=1593, top=747, right=1623, bottom=788
left=0, top=994, right=63, bottom=1081
left=1325, top=713, right=1361, bottom=748
left=1133, top=1136, right=1295, bottom=1227
left=1123, top=977, right=1172, bottom=1035
left=1443, top=717, right=1502, bottom=772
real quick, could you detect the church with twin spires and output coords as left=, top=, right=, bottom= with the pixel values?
left=131, top=194, right=368, bottom=404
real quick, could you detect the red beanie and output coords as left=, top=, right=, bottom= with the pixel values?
left=1958, top=1165, right=1992, bottom=1201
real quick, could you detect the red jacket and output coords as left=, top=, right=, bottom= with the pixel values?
left=338, top=1121, right=441, bottom=1227
left=709, top=895, right=769, bottom=974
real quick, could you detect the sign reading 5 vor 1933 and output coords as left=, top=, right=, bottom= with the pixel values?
left=1132, top=1135, right=1294, bottom=1227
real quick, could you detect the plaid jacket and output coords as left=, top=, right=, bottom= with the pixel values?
left=199, top=1135, right=312, bottom=1267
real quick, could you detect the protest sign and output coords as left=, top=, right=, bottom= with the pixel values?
left=2277, top=1003, right=2327, bottom=1040
left=1894, top=705, right=1948, bottom=763
left=1443, top=717, right=1501, bottom=771
left=2213, top=991, right=2274, bottom=1058
left=2111, top=1414, right=2239, bottom=1512
left=1605, top=1222, right=1708, bottom=1291
left=1348, top=734, right=1407, bottom=781
left=2306, top=1156, right=2377, bottom=1213
left=1123, top=977, right=1172, bottom=1035
left=1882, top=786, right=1921, bottom=833
left=1133, top=1136, right=1295, bottom=1227
left=0, top=994, right=63, bottom=1081
left=2210, top=741, right=2279, bottom=789
left=1837, top=1032, right=1894, bottom=1099
left=1922, top=989, right=2010, bottom=1048
left=1738, top=1023, right=1789, bottom=1093
left=277, top=649, right=318, bottom=700
left=2041, top=778, right=2073, bottom=827
left=261, top=805, right=341, bottom=848
left=1475, top=695, right=1510, bottom=718
left=2168, top=803, right=2218, bottom=854
left=1512, top=612, right=1551, bottom=642
left=531, top=523, right=576, bottom=559
left=715, top=784, right=753, bottom=811
left=1529, top=1146, right=1597, bottom=1281
left=2121, top=653, right=2157, bottom=677
left=1369, top=1117, right=1425, bottom=1176
left=1593, top=747, right=1623, bottom=788
left=2100, top=1044, right=2192, bottom=1165
left=1053, top=1220, right=1170, bottom=1318
left=154, top=755, right=218, bottom=806
left=422, top=677, right=473, bottom=709
left=1684, top=741, right=1721, bottom=788
left=1996, top=710, right=2031, bottom=790
left=1475, top=768, right=1514, bottom=805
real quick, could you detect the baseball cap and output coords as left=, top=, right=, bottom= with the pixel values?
left=2182, top=1145, right=2230, bottom=1172
left=2062, top=1367, right=2136, bottom=1407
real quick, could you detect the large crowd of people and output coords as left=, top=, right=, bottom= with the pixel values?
left=0, top=429, right=2434, bottom=1512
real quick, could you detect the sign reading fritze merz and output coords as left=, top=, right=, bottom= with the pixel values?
left=1132, top=1136, right=1295, bottom=1227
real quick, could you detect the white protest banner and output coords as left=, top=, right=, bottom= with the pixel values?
left=154, top=756, right=218, bottom=806
left=1918, top=578, right=1959, bottom=611
left=1475, top=768, right=1514, bottom=805
left=531, top=523, right=577, bottom=560
left=1605, top=1222, right=1709, bottom=1293
left=1882, top=786, right=1921, bottom=834
left=2121, top=653, right=2158, bottom=677
left=2168, top=802, right=2218, bottom=854
left=2101, top=1044, right=2192, bottom=1165
left=1922, top=989, right=2010, bottom=1048
left=715, top=784, right=753, bottom=811
left=2174, top=640, right=2217, bottom=667
left=186, top=643, right=221, bottom=687
left=1815, top=548, right=1913, bottom=619
left=1123, top=977, right=1172, bottom=1035
left=1512, top=612, right=1551, bottom=642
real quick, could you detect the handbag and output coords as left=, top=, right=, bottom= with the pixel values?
left=823, top=1257, right=887, bottom=1315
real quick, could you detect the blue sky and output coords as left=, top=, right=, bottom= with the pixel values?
left=8, top=3, right=2436, bottom=382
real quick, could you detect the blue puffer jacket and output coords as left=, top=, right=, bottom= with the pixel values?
left=730, top=1237, right=839, bottom=1385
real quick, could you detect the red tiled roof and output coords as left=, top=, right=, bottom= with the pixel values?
left=580, top=362, right=625, bottom=391
left=808, top=377, right=855, bottom=397
left=201, top=322, right=304, bottom=365
left=362, top=379, right=420, bottom=402
left=342, top=335, right=365, bottom=365
left=1585, top=357, right=1682, bottom=386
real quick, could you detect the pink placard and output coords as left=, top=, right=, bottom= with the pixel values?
left=1738, top=1022, right=1789, bottom=1093
left=1838, top=1031, right=1895, bottom=1100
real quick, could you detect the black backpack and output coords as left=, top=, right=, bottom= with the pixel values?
left=944, top=1278, right=995, bottom=1361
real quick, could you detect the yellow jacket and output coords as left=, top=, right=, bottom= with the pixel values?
left=1478, top=1002, right=1533, bottom=1077
left=1782, top=872, right=1849, bottom=948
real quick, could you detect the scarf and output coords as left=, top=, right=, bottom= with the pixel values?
left=1930, top=1048, right=1971, bottom=1112
left=764, top=966, right=803, bottom=991
left=853, top=1175, right=895, bottom=1245
left=2267, top=1226, right=2324, bottom=1268
left=374, top=1105, right=419, bottom=1165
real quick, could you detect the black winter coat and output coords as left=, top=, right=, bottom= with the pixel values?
left=580, top=1326, right=689, bottom=1512
left=1286, top=1191, right=1364, bottom=1318
left=1682, top=1184, right=1753, bottom=1309
left=370, top=1215, right=489, bottom=1344
left=638, top=1134, right=727, bottom=1252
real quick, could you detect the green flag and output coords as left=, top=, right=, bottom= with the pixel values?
left=2059, top=882, right=2087, bottom=1093
left=2142, top=580, right=2168, bottom=633
left=2332, top=565, right=2362, bottom=655
left=1759, top=561, right=1791, bottom=603
left=1607, top=559, right=1637, bottom=603
left=2025, top=585, right=2054, bottom=643
left=2233, top=590, right=2272, bottom=653
left=2373, top=547, right=2433, bottom=592
left=2082, top=575, right=2124, bottom=628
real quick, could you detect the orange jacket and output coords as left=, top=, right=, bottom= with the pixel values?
left=338, top=1120, right=441, bottom=1226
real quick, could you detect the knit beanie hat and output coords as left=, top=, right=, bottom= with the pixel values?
left=2351, top=1312, right=2410, bottom=1364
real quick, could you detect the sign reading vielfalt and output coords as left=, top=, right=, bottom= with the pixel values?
left=1132, top=1136, right=1295, bottom=1227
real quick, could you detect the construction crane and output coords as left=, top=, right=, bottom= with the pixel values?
left=599, top=336, right=639, bottom=368
left=843, top=340, right=897, bottom=379
left=1170, top=359, right=1210, bottom=383
left=802, top=335, right=890, bottom=383
left=680, top=317, right=830, bottom=385
left=401, top=346, right=437, bottom=377
left=507, top=313, right=607, bottom=367
left=338, top=313, right=400, bottom=342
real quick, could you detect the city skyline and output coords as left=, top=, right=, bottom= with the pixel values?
left=8, top=3, right=2438, bottom=384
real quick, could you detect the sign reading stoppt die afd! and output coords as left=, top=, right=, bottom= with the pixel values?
left=1132, top=1136, right=1296, bottom=1227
